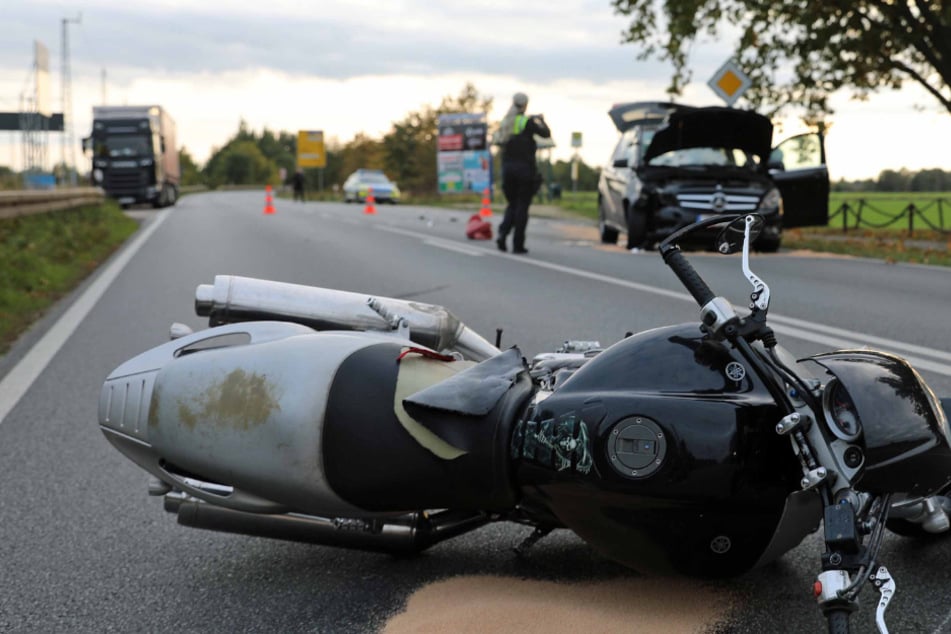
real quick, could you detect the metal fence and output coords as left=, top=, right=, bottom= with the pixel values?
left=830, top=198, right=951, bottom=235
left=0, top=188, right=106, bottom=220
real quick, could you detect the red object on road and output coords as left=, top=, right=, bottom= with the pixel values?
left=465, top=213, right=493, bottom=240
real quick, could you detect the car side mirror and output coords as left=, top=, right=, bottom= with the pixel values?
left=767, top=160, right=785, bottom=172
left=613, top=158, right=629, bottom=168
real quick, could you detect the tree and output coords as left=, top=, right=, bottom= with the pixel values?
left=550, top=159, right=601, bottom=191
left=877, top=168, right=913, bottom=192
left=257, top=129, right=297, bottom=181
left=611, top=1, right=951, bottom=117
left=0, top=165, right=20, bottom=190
left=202, top=120, right=284, bottom=187
left=179, top=147, right=203, bottom=186
left=381, top=83, right=493, bottom=195
left=204, top=140, right=278, bottom=187
left=339, top=133, right=386, bottom=183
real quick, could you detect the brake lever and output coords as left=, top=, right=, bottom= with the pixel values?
left=741, top=215, right=770, bottom=312
left=870, top=566, right=895, bottom=634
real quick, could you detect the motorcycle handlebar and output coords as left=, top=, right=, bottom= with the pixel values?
left=660, top=244, right=715, bottom=307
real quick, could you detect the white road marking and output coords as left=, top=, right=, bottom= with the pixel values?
left=0, top=208, right=173, bottom=424
left=422, top=239, right=485, bottom=256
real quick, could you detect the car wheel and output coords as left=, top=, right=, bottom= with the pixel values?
left=598, top=199, right=619, bottom=244
left=625, top=206, right=648, bottom=249
left=755, top=237, right=781, bottom=253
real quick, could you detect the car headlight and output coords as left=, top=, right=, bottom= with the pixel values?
left=93, top=168, right=103, bottom=183
left=756, top=188, right=782, bottom=215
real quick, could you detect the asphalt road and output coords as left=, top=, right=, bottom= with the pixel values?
left=1, top=191, right=950, bottom=633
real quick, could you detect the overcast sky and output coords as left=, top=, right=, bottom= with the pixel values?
left=2, top=0, right=950, bottom=180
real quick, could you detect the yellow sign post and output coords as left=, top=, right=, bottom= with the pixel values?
left=707, top=60, right=751, bottom=107
left=297, top=130, right=326, bottom=168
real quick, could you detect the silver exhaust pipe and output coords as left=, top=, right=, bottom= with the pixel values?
left=194, top=275, right=499, bottom=361
left=168, top=494, right=491, bottom=554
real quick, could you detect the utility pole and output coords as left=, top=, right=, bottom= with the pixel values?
left=61, top=13, right=81, bottom=187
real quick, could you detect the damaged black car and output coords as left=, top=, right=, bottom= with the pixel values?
left=597, top=102, right=830, bottom=252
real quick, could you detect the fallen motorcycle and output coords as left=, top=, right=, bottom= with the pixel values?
left=99, top=214, right=951, bottom=633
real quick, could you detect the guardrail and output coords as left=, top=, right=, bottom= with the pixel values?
left=830, top=198, right=950, bottom=235
left=0, top=188, right=106, bottom=220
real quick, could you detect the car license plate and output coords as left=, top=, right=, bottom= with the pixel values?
left=118, top=197, right=135, bottom=204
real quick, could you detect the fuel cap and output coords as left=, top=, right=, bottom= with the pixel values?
left=606, top=416, right=667, bottom=479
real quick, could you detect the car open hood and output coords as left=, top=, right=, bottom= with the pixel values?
left=608, top=101, right=679, bottom=132
left=642, top=107, right=773, bottom=165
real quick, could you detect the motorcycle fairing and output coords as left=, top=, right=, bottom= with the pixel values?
left=323, top=342, right=533, bottom=513
left=101, top=322, right=384, bottom=517
left=394, top=351, right=474, bottom=460
left=403, top=347, right=526, bottom=416
left=809, top=350, right=951, bottom=496
left=102, top=321, right=532, bottom=518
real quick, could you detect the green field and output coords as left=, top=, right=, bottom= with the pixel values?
left=828, top=192, right=951, bottom=232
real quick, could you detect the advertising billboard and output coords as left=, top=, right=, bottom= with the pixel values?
left=437, top=113, right=491, bottom=194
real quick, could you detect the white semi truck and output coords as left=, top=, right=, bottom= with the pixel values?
left=83, top=105, right=180, bottom=207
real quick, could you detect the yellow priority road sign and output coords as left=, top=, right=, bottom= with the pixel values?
left=707, top=59, right=751, bottom=107
left=297, top=130, right=326, bottom=168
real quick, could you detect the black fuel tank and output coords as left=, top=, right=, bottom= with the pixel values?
left=512, top=323, right=804, bottom=576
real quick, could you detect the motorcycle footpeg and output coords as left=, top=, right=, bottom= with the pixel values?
left=513, top=526, right=553, bottom=558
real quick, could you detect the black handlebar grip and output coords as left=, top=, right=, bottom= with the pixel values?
left=825, top=610, right=851, bottom=634
left=661, top=246, right=715, bottom=307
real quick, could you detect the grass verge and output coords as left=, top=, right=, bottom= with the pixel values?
left=783, top=228, right=951, bottom=266
left=0, top=201, right=138, bottom=355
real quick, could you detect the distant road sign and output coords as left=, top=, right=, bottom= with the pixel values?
left=571, top=131, right=582, bottom=148
left=297, top=130, right=326, bottom=168
left=707, top=59, right=751, bottom=107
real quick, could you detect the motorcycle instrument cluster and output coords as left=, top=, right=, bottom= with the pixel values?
left=822, top=379, right=863, bottom=442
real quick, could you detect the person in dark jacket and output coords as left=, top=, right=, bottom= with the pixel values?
left=494, top=92, right=551, bottom=254
left=292, top=169, right=305, bottom=202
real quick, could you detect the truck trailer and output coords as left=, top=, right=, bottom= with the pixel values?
left=83, top=105, right=180, bottom=207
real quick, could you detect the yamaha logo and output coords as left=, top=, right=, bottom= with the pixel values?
left=710, top=535, right=732, bottom=554
left=725, top=361, right=746, bottom=382
left=711, top=192, right=728, bottom=212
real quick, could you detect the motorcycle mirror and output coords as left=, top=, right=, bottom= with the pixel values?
left=716, top=214, right=764, bottom=254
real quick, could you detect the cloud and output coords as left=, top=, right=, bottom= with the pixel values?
left=8, top=1, right=677, bottom=86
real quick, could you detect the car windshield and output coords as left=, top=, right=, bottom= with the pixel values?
left=641, top=129, right=759, bottom=168
left=359, top=172, right=390, bottom=183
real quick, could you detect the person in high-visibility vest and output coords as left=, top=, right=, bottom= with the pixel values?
left=493, top=92, right=551, bottom=254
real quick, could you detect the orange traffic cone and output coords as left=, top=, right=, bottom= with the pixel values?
left=363, top=187, right=377, bottom=215
left=263, top=184, right=276, bottom=215
left=479, top=188, right=493, bottom=217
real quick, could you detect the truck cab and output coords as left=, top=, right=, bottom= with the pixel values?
left=83, top=106, right=180, bottom=208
